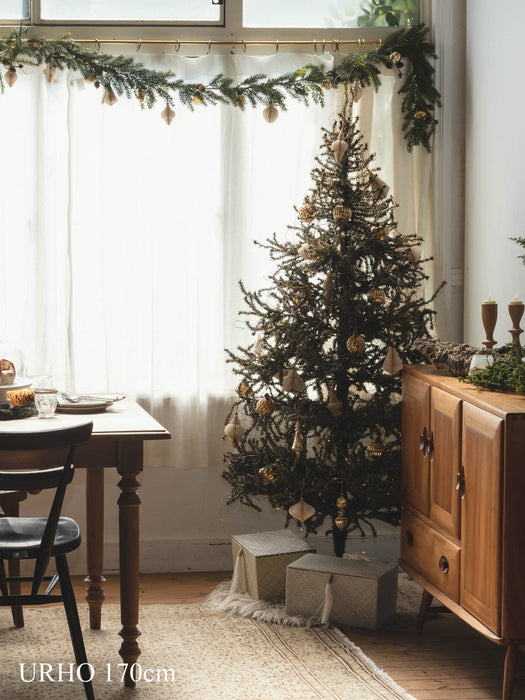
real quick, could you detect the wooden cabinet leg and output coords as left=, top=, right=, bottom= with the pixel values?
left=117, top=461, right=142, bottom=688
left=503, top=644, right=519, bottom=700
left=85, top=467, right=106, bottom=630
left=416, top=589, right=434, bottom=631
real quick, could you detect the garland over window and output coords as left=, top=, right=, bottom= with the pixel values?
left=0, top=23, right=440, bottom=151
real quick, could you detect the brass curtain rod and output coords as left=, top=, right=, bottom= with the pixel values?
left=73, top=38, right=382, bottom=51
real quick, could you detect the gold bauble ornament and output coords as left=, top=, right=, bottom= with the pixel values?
left=374, top=226, right=389, bottom=241
left=136, top=88, right=147, bottom=102
left=256, top=395, right=275, bottom=416
left=335, top=514, right=348, bottom=531
left=259, top=466, right=277, bottom=484
left=43, top=62, right=56, bottom=84
left=263, top=103, right=279, bottom=123
left=346, top=334, right=365, bottom=355
left=333, top=204, right=352, bottom=222
left=331, top=130, right=348, bottom=164
left=103, top=85, right=118, bottom=106
left=224, top=410, right=245, bottom=446
left=289, top=497, right=316, bottom=524
left=236, top=94, right=246, bottom=108
left=298, top=203, right=316, bottom=223
left=389, top=51, right=402, bottom=64
left=367, top=441, right=386, bottom=459
left=327, top=389, right=343, bottom=417
left=192, top=94, right=204, bottom=106
left=161, top=103, right=175, bottom=125
left=235, top=382, right=254, bottom=398
left=282, top=369, right=305, bottom=393
left=367, top=288, right=386, bottom=305
left=5, top=66, right=17, bottom=87
left=85, top=75, right=96, bottom=83
left=336, top=496, right=347, bottom=510
left=414, top=110, right=427, bottom=120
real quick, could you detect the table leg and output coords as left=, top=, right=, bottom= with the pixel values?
left=85, top=467, right=106, bottom=630
left=117, top=442, right=143, bottom=688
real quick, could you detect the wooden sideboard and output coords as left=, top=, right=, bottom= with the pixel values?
left=400, top=365, right=525, bottom=700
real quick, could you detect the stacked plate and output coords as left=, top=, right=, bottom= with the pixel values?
left=56, top=395, right=125, bottom=414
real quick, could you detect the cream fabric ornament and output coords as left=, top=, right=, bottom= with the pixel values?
left=5, top=67, right=17, bottom=87
left=103, top=85, right=118, bottom=106
left=297, top=241, right=316, bottom=260
left=263, top=103, right=279, bottom=123
left=327, top=389, right=343, bottom=417
left=373, top=175, right=390, bottom=199
left=43, top=62, right=56, bottom=84
left=224, top=410, right=246, bottom=446
left=331, top=131, right=348, bottom=164
left=383, top=346, right=403, bottom=375
left=282, top=369, right=305, bottom=393
left=291, top=419, right=303, bottom=454
left=288, top=497, right=315, bottom=524
left=161, top=103, right=175, bottom=125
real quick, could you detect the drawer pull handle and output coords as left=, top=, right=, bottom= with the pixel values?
left=456, top=466, right=465, bottom=499
left=438, top=555, right=449, bottom=574
left=406, top=530, right=414, bottom=547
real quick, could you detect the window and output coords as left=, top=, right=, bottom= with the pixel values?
left=40, top=0, right=222, bottom=23
left=0, top=0, right=29, bottom=20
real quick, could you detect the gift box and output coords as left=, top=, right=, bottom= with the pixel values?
left=285, top=553, right=398, bottom=629
left=231, top=529, right=315, bottom=602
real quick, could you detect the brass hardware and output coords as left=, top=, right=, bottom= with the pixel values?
left=456, top=466, right=465, bottom=499
left=438, top=555, right=449, bottom=574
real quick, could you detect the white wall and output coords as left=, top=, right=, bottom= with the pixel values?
left=464, top=1, right=525, bottom=345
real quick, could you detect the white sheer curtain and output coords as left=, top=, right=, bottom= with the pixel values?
left=0, top=53, right=429, bottom=471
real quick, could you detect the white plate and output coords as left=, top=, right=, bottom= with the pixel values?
left=56, top=399, right=114, bottom=414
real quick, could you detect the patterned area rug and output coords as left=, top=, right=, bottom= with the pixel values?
left=0, top=577, right=421, bottom=700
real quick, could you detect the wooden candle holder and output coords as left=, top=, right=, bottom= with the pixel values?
left=508, top=300, right=524, bottom=344
left=482, top=301, right=498, bottom=350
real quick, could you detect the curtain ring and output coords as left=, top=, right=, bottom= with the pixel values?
left=275, top=40, right=279, bottom=53
left=175, top=39, right=181, bottom=53
left=313, top=40, right=317, bottom=54
left=136, top=39, right=142, bottom=52
left=332, top=39, right=339, bottom=53
left=94, top=38, right=100, bottom=51
left=321, top=40, right=326, bottom=53
left=241, top=39, right=246, bottom=53
left=207, top=40, right=212, bottom=54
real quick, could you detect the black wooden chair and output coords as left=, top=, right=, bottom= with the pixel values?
left=0, top=488, right=29, bottom=627
left=0, top=421, right=94, bottom=700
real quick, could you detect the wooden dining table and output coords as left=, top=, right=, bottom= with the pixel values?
left=1, top=398, right=171, bottom=688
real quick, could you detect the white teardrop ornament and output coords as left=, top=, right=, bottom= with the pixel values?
left=263, top=103, right=279, bottom=123
left=224, top=411, right=246, bottom=446
left=331, top=131, right=348, bottom=164
left=289, top=497, right=315, bottom=524
left=383, top=346, right=403, bottom=375
left=161, top=103, right=175, bottom=125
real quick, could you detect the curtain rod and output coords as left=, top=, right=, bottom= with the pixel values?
left=73, top=38, right=382, bottom=52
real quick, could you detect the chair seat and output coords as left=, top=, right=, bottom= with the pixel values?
left=0, top=517, right=81, bottom=558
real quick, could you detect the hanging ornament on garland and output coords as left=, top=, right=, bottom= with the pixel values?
left=291, top=418, right=303, bottom=454
left=256, top=394, right=275, bottom=416
left=103, top=85, right=118, bottom=106
left=333, top=204, right=352, bottom=223
left=5, top=66, right=17, bottom=87
left=259, top=465, right=277, bottom=485
left=331, top=130, right=348, bottom=164
left=366, top=441, right=386, bottom=459
left=224, top=409, right=246, bottom=447
left=263, top=103, right=279, bottom=123
left=346, top=334, right=366, bottom=355
left=282, top=369, right=305, bottom=393
left=289, top=496, right=315, bottom=525
left=161, top=103, right=175, bottom=125
left=321, top=79, right=332, bottom=91
left=383, top=346, right=403, bottom=375
left=367, top=288, right=386, bottom=305
left=235, top=382, right=254, bottom=398
left=43, top=62, right=56, bottom=84
left=327, top=389, right=343, bottom=417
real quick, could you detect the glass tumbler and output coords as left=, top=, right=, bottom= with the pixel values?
left=34, top=389, right=58, bottom=418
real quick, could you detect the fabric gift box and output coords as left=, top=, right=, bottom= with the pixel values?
left=285, top=553, right=398, bottom=629
left=231, top=529, right=315, bottom=602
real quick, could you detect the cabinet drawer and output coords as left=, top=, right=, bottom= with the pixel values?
left=400, top=508, right=460, bottom=603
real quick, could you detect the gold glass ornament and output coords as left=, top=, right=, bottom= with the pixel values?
left=282, top=369, right=305, bottom=393
left=259, top=466, right=277, bottom=484
left=374, top=226, right=389, bottom=241
left=367, top=288, right=386, bottom=305
left=367, top=441, right=386, bottom=458
left=331, top=131, right=348, bottom=164
left=291, top=419, right=303, bottom=454
left=256, top=394, right=275, bottom=416
left=263, top=103, right=279, bottom=123
left=192, top=94, right=204, bottom=106
left=335, top=514, right=348, bottom=531
left=43, top=62, right=56, bottom=84
left=161, top=103, right=175, bottom=125
left=336, top=496, right=347, bottom=510
left=414, top=110, right=427, bottom=120
left=389, top=51, right=402, bottom=64
left=103, top=85, right=118, bottom=106
left=333, top=204, right=352, bottom=222
left=236, top=94, right=246, bottom=108
left=327, top=389, right=343, bottom=417
left=346, top=334, right=365, bottom=355
left=298, top=203, right=316, bottom=223
left=288, top=497, right=315, bottom=524
left=5, top=67, right=17, bottom=87
left=321, top=79, right=332, bottom=90
left=224, top=410, right=245, bottom=446
left=235, top=382, right=254, bottom=398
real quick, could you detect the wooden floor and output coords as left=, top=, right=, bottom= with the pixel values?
left=68, top=571, right=525, bottom=700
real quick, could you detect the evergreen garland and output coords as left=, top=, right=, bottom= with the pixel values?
left=0, top=23, right=439, bottom=151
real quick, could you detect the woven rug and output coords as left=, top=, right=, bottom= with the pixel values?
left=0, top=577, right=421, bottom=700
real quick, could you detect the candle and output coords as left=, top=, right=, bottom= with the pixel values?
left=481, top=294, right=498, bottom=349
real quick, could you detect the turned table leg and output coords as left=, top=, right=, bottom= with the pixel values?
left=85, top=467, right=106, bottom=629
left=117, top=441, right=143, bottom=688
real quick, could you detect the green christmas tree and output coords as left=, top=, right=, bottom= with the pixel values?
left=223, top=97, right=441, bottom=556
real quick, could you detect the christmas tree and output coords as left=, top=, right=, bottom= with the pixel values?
left=223, top=95, right=441, bottom=556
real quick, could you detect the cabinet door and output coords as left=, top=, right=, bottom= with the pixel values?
left=430, top=388, right=461, bottom=538
left=402, top=374, right=430, bottom=516
left=460, top=403, right=503, bottom=634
